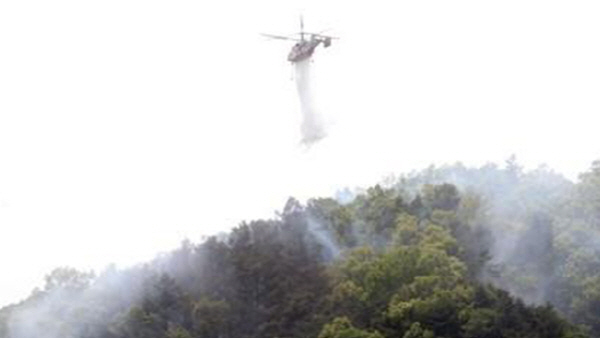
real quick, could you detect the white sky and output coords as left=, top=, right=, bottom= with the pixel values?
left=1, top=0, right=599, bottom=307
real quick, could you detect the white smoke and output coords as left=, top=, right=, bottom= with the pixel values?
left=294, top=58, right=327, bottom=146
left=5, top=266, right=147, bottom=338
left=307, top=218, right=340, bottom=260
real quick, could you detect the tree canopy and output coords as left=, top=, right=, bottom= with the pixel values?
left=2, top=160, right=599, bottom=338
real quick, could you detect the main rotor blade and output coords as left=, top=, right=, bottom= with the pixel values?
left=260, top=33, right=300, bottom=41
left=292, top=32, right=339, bottom=39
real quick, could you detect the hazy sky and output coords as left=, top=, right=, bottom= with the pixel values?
left=1, top=0, right=599, bottom=307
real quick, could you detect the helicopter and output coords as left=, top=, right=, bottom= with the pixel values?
left=261, top=16, right=337, bottom=63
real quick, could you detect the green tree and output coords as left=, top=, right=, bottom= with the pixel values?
left=318, top=317, right=384, bottom=338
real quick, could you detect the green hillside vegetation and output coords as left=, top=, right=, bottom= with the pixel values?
left=2, top=160, right=600, bottom=338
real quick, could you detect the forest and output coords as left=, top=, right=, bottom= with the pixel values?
left=2, top=159, right=600, bottom=338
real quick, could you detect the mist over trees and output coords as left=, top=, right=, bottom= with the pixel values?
left=2, top=159, right=600, bottom=338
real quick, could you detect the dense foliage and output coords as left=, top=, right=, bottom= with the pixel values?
left=2, top=160, right=600, bottom=338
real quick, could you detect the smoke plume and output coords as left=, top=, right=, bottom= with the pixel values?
left=294, top=59, right=326, bottom=146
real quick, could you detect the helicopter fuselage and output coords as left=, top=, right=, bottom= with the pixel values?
left=287, top=38, right=322, bottom=63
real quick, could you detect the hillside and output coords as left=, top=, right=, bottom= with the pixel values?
left=2, top=160, right=600, bottom=338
